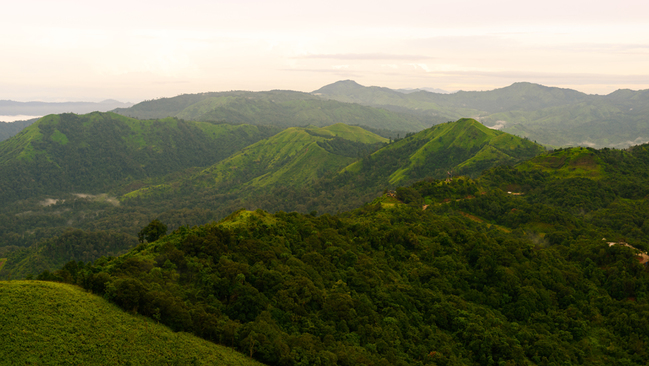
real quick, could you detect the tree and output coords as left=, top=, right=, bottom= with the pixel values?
left=137, top=219, right=167, bottom=243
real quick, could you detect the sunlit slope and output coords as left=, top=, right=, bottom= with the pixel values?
left=114, top=90, right=432, bottom=131
left=0, top=281, right=264, bottom=366
left=0, top=112, right=276, bottom=202
left=343, top=118, right=544, bottom=186
left=124, top=124, right=387, bottom=199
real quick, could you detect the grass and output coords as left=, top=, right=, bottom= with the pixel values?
left=0, top=281, right=265, bottom=366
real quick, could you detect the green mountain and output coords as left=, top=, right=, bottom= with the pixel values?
left=0, top=118, right=541, bottom=279
left=342, top=118, right=545, bottom=186
left=113, top=90, right=433, bottom=133
left=37, top=140, right=649, bottom=365
left=314, top=80, right=649, bottom=148
left=0, top=280, right=263, bottom=365
left=0, top=112, right=278, bottom=203
left=123, top=123, right=387, bottom=201
left=0, top=118, right=38, bottom=142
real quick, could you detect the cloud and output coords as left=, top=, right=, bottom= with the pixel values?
left=294, top=53, right=434, bottom=61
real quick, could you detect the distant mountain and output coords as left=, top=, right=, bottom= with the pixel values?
left=113, top=90, right=433, bottom=132
left=394, top=87, right=455, bottom=94
left=314, top=80, right=649, bottom=148
left=0, top=99, right=134, bottom=116
left=0, top=112, right=278, bottom=203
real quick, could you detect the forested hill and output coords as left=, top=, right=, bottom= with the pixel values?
left=341, top=118, right=544, bottom=187
left=0, top=112, right=279, bottom=203
left=118, top=118, right=542, bottom=215
left=121, top=123, right=388, bottom=201
left=314, top=80, right=649, bottom=148
left=39, top=139, right=649, bottom=364
left=112, top=90, right=434, bottom=133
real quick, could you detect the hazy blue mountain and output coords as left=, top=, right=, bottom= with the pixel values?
left=0, top=99, right=134, bottom=116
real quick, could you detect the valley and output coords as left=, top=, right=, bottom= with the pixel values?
left=1, top=83, right=648, bottom=365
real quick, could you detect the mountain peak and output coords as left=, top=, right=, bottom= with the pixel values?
left=312, top=80, right=364, bottom=94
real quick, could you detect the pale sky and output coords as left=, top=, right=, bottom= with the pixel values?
left=2, top=0, right=648, bottom=102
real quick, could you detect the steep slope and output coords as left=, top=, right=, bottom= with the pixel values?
left=0, top=112, right=278, bottom=202
left=0, top=118, right=38, bottom=142
left=342, top=118, right=544, bottom=186
left=123, top=124, right=387, bottom=200
left=114, top=90, right=432, bottom=132
left=0, top=280, right=264, bottom=365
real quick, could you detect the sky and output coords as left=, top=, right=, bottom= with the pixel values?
left=2, top=0, right=649, bottom=102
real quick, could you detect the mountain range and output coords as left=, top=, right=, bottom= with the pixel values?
left=314, top=80, right=649, bottom=148
left=2, top=83, right=649, bottom=365
left=0, top=99, right=133, bottom=118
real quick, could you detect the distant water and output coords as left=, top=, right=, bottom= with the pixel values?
left=0, top=115, right=42, bottom=122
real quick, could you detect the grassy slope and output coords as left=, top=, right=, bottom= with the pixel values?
left=0, top=280, right=263, bottom=366
left=516, top=147, right=605, bottom=179
left=343, top=118, right=544, bottom=185
left=0, top=112, right=276, bottom=202
left=124, top=124, right=387, bottom=199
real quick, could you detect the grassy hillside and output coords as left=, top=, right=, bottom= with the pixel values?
left=343, top=118, right=544, bottom=186
left=123, top=124, right=387, bottom=200
left=315, top=80, right=649, bottom=148
left=0, top=118, right=38, bottom=142
left=0, top=280, right=263, bottom=365
left=0, top=112, right=278, bottom=202
left=114, top=90, right=433, bottom=132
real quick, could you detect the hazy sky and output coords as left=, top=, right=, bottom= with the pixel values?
left=3, top=0, right=648, bottom=102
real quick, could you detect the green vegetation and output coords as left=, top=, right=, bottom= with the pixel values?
left=0, top=112, right=279, bottom=203
left=41, top=156, right=649, bottom=364
left=315, top=80, right=649, bottom=148
left=0, top=280, right=263, bottom=365
left=114, top=90, right=435, bottom=133
left=0, top=118, right=544, bottom=279
left=122, top=124, right=387, bottom=201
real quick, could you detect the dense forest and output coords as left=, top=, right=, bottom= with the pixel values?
left=37, top=141, right=649, bottom=365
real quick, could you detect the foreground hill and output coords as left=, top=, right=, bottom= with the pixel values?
left=0, top=112, right=278, bottom=203
left=0, top=280, right=263, bottom=365
left=40, top=154, right=649, bottom=365
left=315, top=80, right=649, bottom=148
left=113, top=90, right=433, bottom=133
